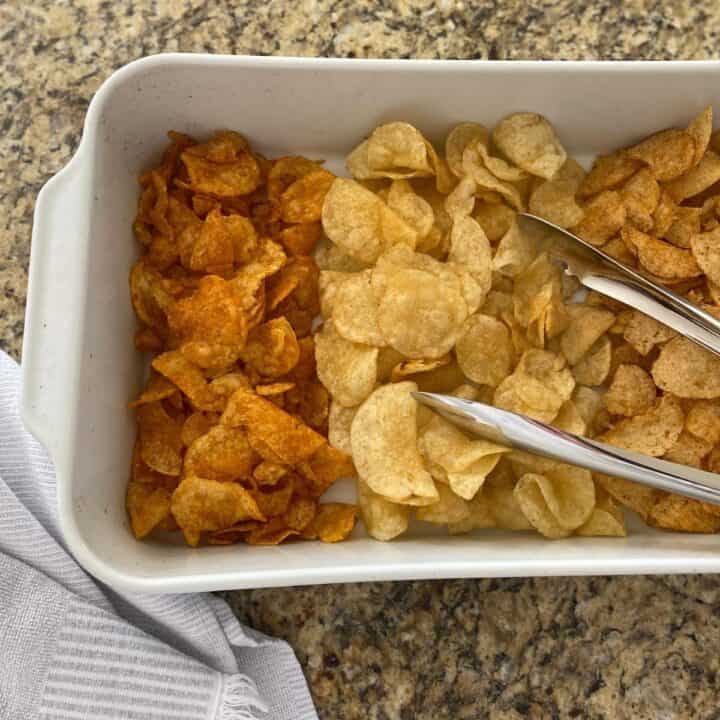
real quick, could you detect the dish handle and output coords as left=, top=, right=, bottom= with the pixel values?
left=21, top=154, right=90, bottom=460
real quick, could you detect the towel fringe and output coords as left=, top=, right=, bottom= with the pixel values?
left=218, top=673, right=268, bottom=720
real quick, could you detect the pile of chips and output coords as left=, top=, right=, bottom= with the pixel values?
left=318, top=111, right=720, bottom=540
left=127, top=130, right=357, bottom=546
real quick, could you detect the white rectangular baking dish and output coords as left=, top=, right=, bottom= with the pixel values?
left=22, top=55, right=720, bottom=593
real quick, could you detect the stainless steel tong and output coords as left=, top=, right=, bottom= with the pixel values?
left=411, top=214, right=720, bottom=505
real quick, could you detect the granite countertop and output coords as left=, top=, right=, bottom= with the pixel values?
left=3, top=1, right=720, bottom=718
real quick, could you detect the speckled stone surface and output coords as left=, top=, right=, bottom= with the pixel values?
left=4, top=1, right=720, bottom=718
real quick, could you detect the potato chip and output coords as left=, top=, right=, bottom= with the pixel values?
left=515, top=464, right=595, bottom=538
left=666, top=151, right=720, bottom=204
left=685, top=400, right=720, bottom=446
left=279, top=222, right=321, bottom=257
left=280, top=168, right=335, bottom=223
left=171, top=474, right=265, bottom=545
left=372, top=256, right=467, bottom=359
left=575, top=488, right=626, bottom=537
left=560, top=305, right=615, bottom=365
left=600, top=395, right=684, bottom=456
left=483, top=463, right=532, bottom=530
left=621, top=226, right=701, bottom=281
left=571, top=191, right=626, bottom=246
left=416, top=484, right=470, bottom=524
left=357, top=479, right=410, bottom=541
left=244, top=518, right=299, bottom=546
left=552, top=400, right=587, bottom=435
left=265, top=256, right=316, bottom=312
left=571, top=335, right=612, bottom=387
left=652, top=336, right=720, bottom=399
left=222, top=387, right=325, bottom=464
left=183, top=425, right=256, bottom=481
left=136, top=402, right=183, bottom=476
left=529, top=176, right=584, bottom=229
left=445, top=122, right=489, bottom=178
left=686, top=106, right=713, bottom=164
left=152, top=351, right=219, bottom=410
left=690, top=226, right=720, bottom=286
left=474, top=200, right=515, bottom=243
left=647, top=494, right=720, bottom=533
left=240, top=317, right=300, bottom=378
left=315, top=242, right=368, bottom=273
left=387, top=179, right=435, bottom=242
left=268, top=156, right=323, bottom=204
left=350, top=382, right=437, bottom=503
left=255, top=382, right=294, bottom=396
left=663, top=206, right=701, bottom=249
left=126, top=479, right=174, bottom=539
left=181, top=147, right=261, bottom=197
left=620, top=168, right=659, bottom=231
left=494, top=349, right=575, bottom=423
left=444, top=175, right=477, bottom=218
left=315, top=320, right=378, bottom=408
left=622, top=310, right=676, bottom=356
left=391, top=356, right=450, bottom=382
left=129, top=373, right=179, bottom=409
left=595, top=473, right=661, bottom=521
left=447, top=491, right=497, bottom=534
left=321, top=178, right=417, bottom=264
left=180, top=411, right=219, bottom=447
left=573, top=385, right=604, bottom=429
left=328, top=402, right=357, bottom=454
left=578, top=151, right=643, bottom=198
left=603, top=364, right=656, bottom=417
left=251, top=479, right=295, bottom=519
left=329, top=270, right=385, bottom=346
left=491, top=113, right=566, bottom=180
left=253, top=460, right=289, bottom=486
left=626, top=129, right=695, bottom=182
left=461, top=145, right=524, bottom=210
left=662, top=431, right=712, bottom=469
left=447, top=216, right=493, bottom=313
left=455, top=314, right=512, bottom=386
left=301, top=503, right=358, bottom=542
left=492, top=219, right=537, bottom=277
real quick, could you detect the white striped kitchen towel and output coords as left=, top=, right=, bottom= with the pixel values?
left=0, top=350, right=319, bottom=720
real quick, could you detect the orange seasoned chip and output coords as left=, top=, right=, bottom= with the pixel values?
left=251, top=478, right=295, bottom=518
left=626, top=129, right=695, bottom=182
left=578, top=151, right=643, bottom=198
left=240, top=317, right=300, bottom=378
left=280, top=168, right=335, bottom=223
left=222, top=387, right=326, bottom=465
left=245, top=517, right=299, bottom=545
left=180, top=144, right=261, bottom=197
left=129, top=373, right=179, bottom=408
left=279, top=222, right=322, bottom=256
left=302, top=503, right=358, bottom=542
left=126, top=478, right=174, bottom=539
left=268, top=156, right=324, bottom=205
left=180, top=411, right=219, bottom=447
left=136, top=402, right=183, bottom=476
left=184, top=425, right=257, bottom=481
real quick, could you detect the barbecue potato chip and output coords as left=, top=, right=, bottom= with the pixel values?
left=351, top=382, right=438, bottom=503
left=685, top=400, right=720, bottom=445
left=416, top=484, right=471, bottom=524
left=687, top=106, right=713, bottom=166
left=620, top=168, right=660, bottom=231
left=560, top=305, right=616, bottom=365
left=571, top=335, right=612, bottom=387
left=666, top=151, right=720, bottom=203
left=152, top=351, right=219, bottom=410
left=240, top=317, right=300, bottom=378
left=529, top=175, right=584, bottom=229
left=652, top=336, right=720, bottom=399
left=662, top=431, right=712, bottom=468
left=690, top=227, right=720, bottom=286
left=322, top=178, right=417, bottom=264
left=664, top=206, right=701, bottom=249
left=446, top=123, right=490, bottom=178
left=136, top=402, right=183, bottom=476
left=183, top=425, right=256, bottom=481
left=180, top=148, right=261, bottom=197
left=181, top=412, right=219, bottom=447
left=623, top=310, right=676, bottom=355
left=222, top=387, right=325, bottom=464
left=595, top=473, right=661, bottom=521
left=600, top=395, right=684, bottom=456
left=579, top=151, right=643, bottom=198
left=491, top=113, right=566, bottom=180
left=626, top=129, right=696, bottom=182
left=515, top=464, right=595, bottom=538
left=302, top=503, right=358, bottom=542
left=358, top=479, right=410, bottom=540
left=621, top=226, right=701, bottom=281
left=315, top=320, right=378, bottom=408
left=280, top=168, right=335, bottom=223
left=129, top=373, right=179, bottom=408
left=604, top=364, right=656, bottom=417
left=494, top=349, right=575, bottom=423
left=575, top=488, right=626, bottom=537
left=330, top=270, right=385, bottom=346
left=455, top=314, right=513, bottom=386
left=171, top=474, right=265, bottom=546
left=571, top=191, right=626, bottom=246
left=647, top=494, right=720, bottom=533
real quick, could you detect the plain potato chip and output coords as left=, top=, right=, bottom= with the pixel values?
left=575, top=488, right=626, bottom=537
left=491, top=112, right=566, bottom=180
left=603, top=364, right=656, bottom=417
left=626, top=129, right=696, bottom=182
left=571, top=191, right=626, bottom=246
left=552, top=399, right=587, bottom=435
left=623, top=310, right=676, bottom=356
left=330, top=270, right=385, bottom=346
left=492, top=219, right=538, bottom=277
left=600, top=395, right=684, bottom=456
left=621, top=226, right=701, bottom=281
left=416, top=484, right=470, bottom=524
left=315, top=242, right=368, bottom=272
left=387, top=179, right=435, bottom=241
left=662, top=431, right=712, bottom=468
left=578, top=151, right=643, bottom=198
left=357, top=479, right=410, bottom=540
left=315, top=320, right=378, bottom=408
left=690, top=226, right=720, bottom=286
left=448, top=491, right=497, bottom=534
left=455, top=314, right=513, bottom=386
left=447, top=215, right=493, bottom=313
left=573, top=386, right=604, bottom=429
left=353, top=122, right=434, bottom=179
left=474, top=200, right=515, bottom=243
left=483, top=463, right=532, bottom=530
left=529, top=176, right=584, bottom=229
left=571, top=335, right=612, bottom=387
left=391, top=356, right=450, bottom=382
left=328, top=402, right=357, bottom=454
left=461, top=145, right=524, bottom=210
left=445, top=122, right=490, bottom=178
left=350, top=382, right=437, bottom=503
left=652, top=336, right=720, bottom=399
left=322, top=178, right=417, bottom=264
left=560, top=305, right=615, bottom=365
left=444, top=175, right=477, bottom=218
left=221, top=387, right=325, bottom=464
